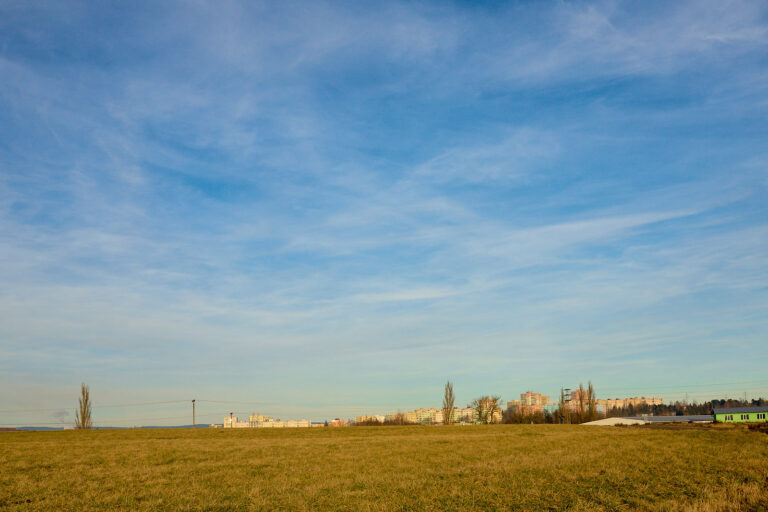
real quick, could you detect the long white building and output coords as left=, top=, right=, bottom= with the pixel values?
left=218, top=413, right=321, bottom=428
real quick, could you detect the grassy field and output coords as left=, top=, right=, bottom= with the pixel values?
left=2, top=424, right=767, bottom=511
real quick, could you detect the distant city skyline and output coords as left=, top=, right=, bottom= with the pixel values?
left=1, top=0, right=767, bottom=427
left=2, top=384, right=765, bottom=428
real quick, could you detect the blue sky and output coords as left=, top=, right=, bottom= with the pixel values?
left=1, top=0, right=767, bottom=426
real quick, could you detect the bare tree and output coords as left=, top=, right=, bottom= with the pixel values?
left=572, top=383, right=586, bottom=424
left=75, top=383, right=92, bottom=430
left=442, top=380, right=455, bottom=425
left=558, top=387, right=567, bottom=424
left=384, top=412, right=408, bottom=426
left=587, top=381, right=597, bottom=422
left=471, top=398, right=484, bottom=424
left=471, top=396, right=501, bottom=424
left=487, top=396, right=501, bottom=424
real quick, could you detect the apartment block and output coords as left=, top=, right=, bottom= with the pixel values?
left=600, top=397, right=663, bottom=410
left=520, top=391, right=550, bottom=406
left=510, top=391, right=551, bottom=414
left=354, top=415, right=386, bottom=424
left=222, top=416, right=249, bottom=428
left=216, top=413, right=316, bottom=428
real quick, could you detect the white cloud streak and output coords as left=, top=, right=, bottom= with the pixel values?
left=0, top=0, right=766, bottom=422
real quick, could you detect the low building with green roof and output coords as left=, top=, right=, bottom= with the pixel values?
left=713, top=406, right=768, bottom=423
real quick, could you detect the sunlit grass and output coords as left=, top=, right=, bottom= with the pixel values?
left=1, top=425, right=767, bottom=511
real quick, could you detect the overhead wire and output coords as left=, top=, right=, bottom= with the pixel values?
left=0, top=399, right=190, bottom=413
left=1, top=380, right=765, bottom=426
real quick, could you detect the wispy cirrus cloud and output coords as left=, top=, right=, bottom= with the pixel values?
left=0, top=0, right=766, bottom=425
left=414, top=128, right=559, bottom=184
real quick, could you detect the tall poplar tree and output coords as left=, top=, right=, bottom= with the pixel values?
left=75, top=383, right=92, bottom=430
left=442, top=380, right=455, bottom=425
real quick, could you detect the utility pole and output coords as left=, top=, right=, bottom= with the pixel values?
left=192, top=399, right=196, bottom=430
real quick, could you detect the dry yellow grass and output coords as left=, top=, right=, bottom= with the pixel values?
left=1, top=424, right=767, bottom=511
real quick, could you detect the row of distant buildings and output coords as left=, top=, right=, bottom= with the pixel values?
left=217, top=413, right=328, bottom=429
left=362, top=407, right=502, bottom=425
left=372, top=392, right=663, bottom=425
left=217, top=407, right=501, bottom=428
left=507, top=391, right=662, bottom=416
left=213, top=391, right=663, bottom=428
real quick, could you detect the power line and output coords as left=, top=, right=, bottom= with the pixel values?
left=196, top=399, right=279, bottom=405
left=93, top=400, right=190, bottom=408
left=0, top=422, right=75, bottom=426
left=198, top=400, right=427, bottom=409
left=593, top=379, right=768, bottom=393
left=96, top=412, right=222, bottom=422
left=596, top=388, right=768, bottom=399
left=0, top=400, right=189, bottom=413
left=0, top=413, right=223, bottom=427
left=2, top=381, right=766, bottom=421
left=90, top=414, right=192, bottom=422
